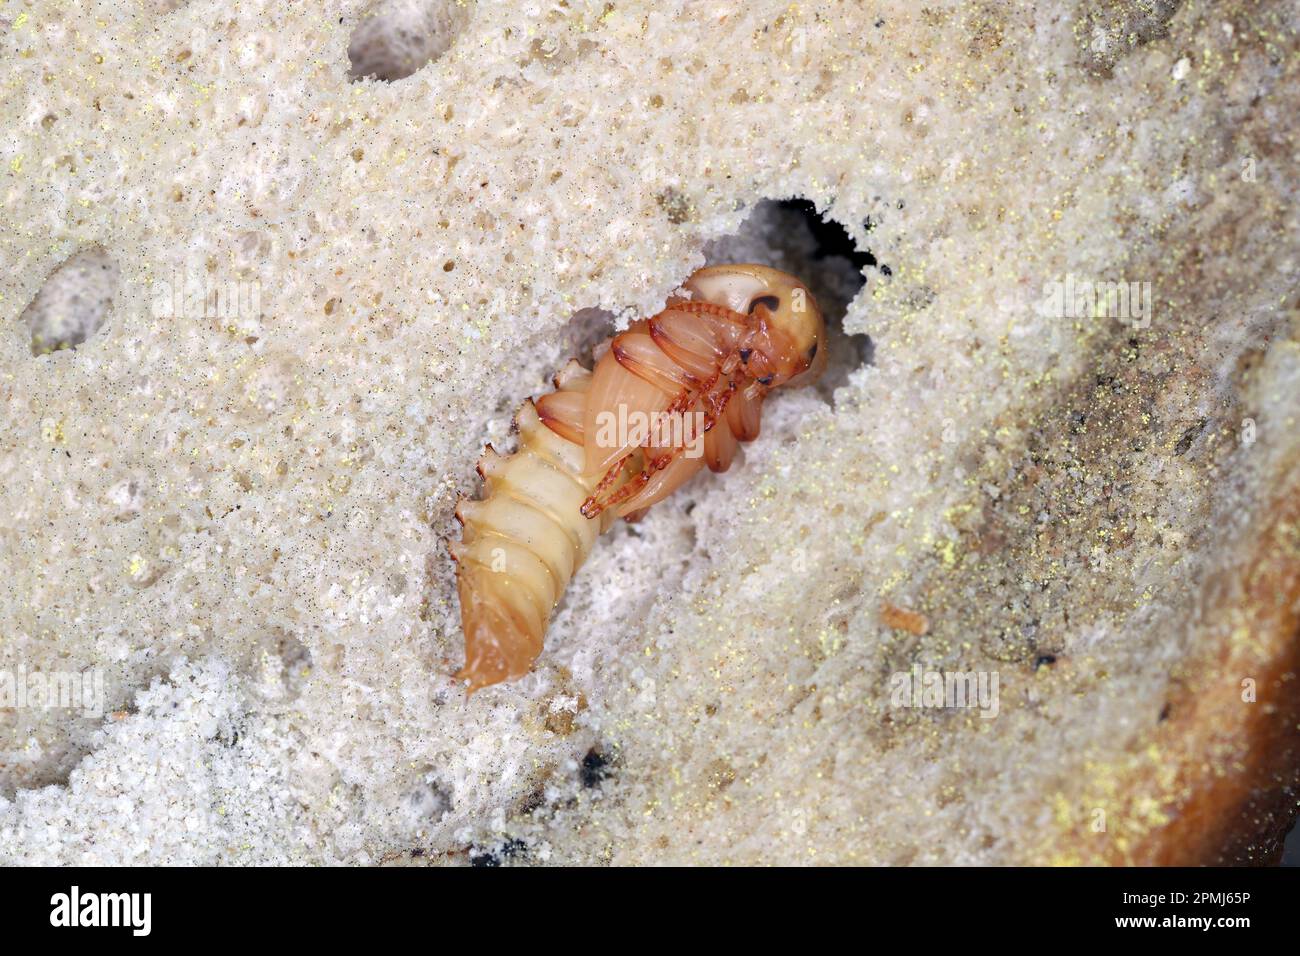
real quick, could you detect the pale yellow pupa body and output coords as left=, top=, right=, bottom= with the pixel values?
left=451, top=265, right=826, bottom=692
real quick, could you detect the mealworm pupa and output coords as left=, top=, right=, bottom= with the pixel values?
left=450, top=264, right=826, bottom=692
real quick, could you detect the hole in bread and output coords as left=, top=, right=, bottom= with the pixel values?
left=346, top=0, right=472, bottom=82
left=21, top=246, right=120, bottom=355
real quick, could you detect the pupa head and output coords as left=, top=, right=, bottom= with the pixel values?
left=683, top=263, right=827, bottom=389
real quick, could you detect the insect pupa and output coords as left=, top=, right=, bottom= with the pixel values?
left=450, top=264, right=827, bottom=692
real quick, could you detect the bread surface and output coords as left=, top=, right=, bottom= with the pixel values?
left=1, top=0, right=1296, bottom=864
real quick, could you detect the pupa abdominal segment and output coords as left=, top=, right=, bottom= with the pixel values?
left=450, top=264, right=826, bottom=692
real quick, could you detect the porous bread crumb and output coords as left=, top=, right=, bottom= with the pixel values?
left=0, top=0, right=1297, bottom=864
left=0, top=658, right=308, bottom=865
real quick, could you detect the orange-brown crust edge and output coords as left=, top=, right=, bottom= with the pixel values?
left=1068, top=465, right=1300, bottom=865
left=1135, top=497, right=1300, bottom=866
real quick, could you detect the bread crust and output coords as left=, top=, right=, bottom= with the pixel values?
left=1070, top=466, right=1300, bottom=865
